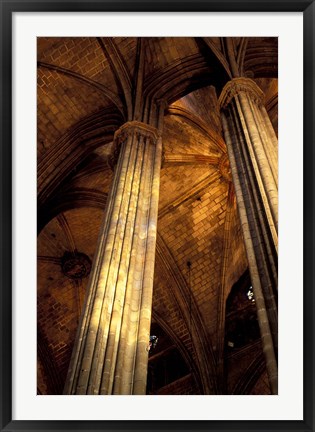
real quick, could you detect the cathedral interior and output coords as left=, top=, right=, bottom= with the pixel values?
left=37, top=37, right=278, bottom=396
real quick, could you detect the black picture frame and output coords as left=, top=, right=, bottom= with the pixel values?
left=1, top=1, right=314, bottom=431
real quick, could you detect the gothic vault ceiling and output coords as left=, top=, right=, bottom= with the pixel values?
left=37, top=37, right=278, bottom=395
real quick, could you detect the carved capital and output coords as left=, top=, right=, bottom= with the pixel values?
left=114, top=121, right=160, bottom=147
left=218, top=78, right=265, bottom=109
left=108, top=121, right=160, bottom=170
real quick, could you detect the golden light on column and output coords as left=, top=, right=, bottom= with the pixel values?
left=219, top=78, right=278, bottom=394
left=63, top=121, right=162, bottom=395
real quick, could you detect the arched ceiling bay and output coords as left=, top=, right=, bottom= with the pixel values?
left=37, top=67, right=113, bottom=157
left=37, top=37, right=277, bottom=394
left=38, top=37, right=119, bottom=88
left=37, top=85, right=249, bottom=394
left=243, top=37, right=278, bottom=78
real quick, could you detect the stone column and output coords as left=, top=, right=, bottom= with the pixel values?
left=63, top=120, right=162, bottom=395
left=219, top=78, right=278, bottom=394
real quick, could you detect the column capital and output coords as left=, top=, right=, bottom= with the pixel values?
left=108, top=121, right=160, bottom=170
left=218, top=78, right=264, bottom=109
left=64, top=116, right=162, bottom=395
left=114, top=121, right=160, bottom=146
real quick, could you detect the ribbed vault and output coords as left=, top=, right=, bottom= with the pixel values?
left=37, top=37, right=278, bottom=395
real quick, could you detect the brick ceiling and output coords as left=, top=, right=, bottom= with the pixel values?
left=37, top=37, right=277, bottom=395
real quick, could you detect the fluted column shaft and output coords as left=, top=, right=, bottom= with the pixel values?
left=63, top=121, right=162, bottom=395
left=219, top=78, right=278, bottom=394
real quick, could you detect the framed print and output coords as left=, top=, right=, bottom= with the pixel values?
left=1, top=1, right=314, bottom=431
